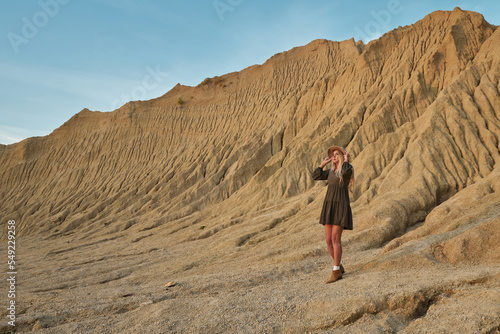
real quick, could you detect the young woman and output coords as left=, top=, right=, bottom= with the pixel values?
left=311, top=146, right=354, bottom=283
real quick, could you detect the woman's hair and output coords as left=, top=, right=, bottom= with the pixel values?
left=332, top=149, right=355, bottom=192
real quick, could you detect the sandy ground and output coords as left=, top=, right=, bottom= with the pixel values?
left=2, top=229, right=499, bottom=333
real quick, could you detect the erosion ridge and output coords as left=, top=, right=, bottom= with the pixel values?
left=0, top=7, right=499, bottom=333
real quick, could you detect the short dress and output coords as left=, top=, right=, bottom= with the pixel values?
left=311, top=162, right=354, bottom=230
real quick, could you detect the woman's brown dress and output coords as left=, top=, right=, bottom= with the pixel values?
left=311, top=162, right=353, bottom=230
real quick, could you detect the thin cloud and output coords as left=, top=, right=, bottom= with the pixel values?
left=0, top=61, right=175, bottom=112
left=0, top=61, right=136, bottom=101
left=0, top=125, right=48, bottom=145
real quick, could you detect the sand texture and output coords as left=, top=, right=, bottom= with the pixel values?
left=1, top=7, right=499, bottom=333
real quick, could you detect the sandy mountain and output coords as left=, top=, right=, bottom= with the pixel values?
left=1, top=7, right=499, bottom=333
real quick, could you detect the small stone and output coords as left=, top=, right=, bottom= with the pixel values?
left=165, top=281, right=176, bottom=288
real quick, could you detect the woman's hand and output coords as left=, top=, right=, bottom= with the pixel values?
left=320, top=156, right=332, bottom=168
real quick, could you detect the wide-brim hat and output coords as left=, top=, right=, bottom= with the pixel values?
left=328, top=146, right=346, bottom=158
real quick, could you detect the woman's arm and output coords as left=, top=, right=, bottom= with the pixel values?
left=312, top=157, right=332, bottom=180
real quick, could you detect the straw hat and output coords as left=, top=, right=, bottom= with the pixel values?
left=328, top=146, right=347, bottom=158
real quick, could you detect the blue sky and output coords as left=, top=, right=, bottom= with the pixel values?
left=1, top=0, right=499, bottom=145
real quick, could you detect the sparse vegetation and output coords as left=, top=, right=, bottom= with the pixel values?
left=201, top=77, right=212, bottom=85
left=213, top=76, right=224, bottom=85
left=178, top=97, right=184, bottom=105
left=200, top=75, right=225, bottom=87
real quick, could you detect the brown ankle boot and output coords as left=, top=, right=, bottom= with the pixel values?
left=326, top=270, right=342, bottom=283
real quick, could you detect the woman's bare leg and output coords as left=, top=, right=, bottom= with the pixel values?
left=325, top=224, right=344, bottom=283
left=324, top=224, right=335, bottom=261
left=325, top=224, right=343, bottom=266
left=331, top=225, right=343, bottom=266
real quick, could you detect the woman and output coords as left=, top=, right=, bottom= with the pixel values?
left=311, top=146, right=354, bottom=283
